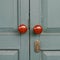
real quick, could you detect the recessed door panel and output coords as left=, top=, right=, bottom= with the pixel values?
left=42, top=51, right=60, bottom=60
left=0, top=33, right=20, bottom=49
left=41, top=0, right=60, bottom=31
left=40, top=34, right=60, bottom=50
left=0, top=0, right=17, bottom=28
left=47, top=0, right=60, bottom=28
left=0, top=50, right=18, bottom=60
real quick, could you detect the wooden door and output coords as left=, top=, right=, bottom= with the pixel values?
left=30, top=0, right=60, bottom=60
left=0, top=0, right=29, bottom=60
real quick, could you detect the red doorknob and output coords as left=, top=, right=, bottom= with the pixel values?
left=18, top=24, right=27, bottom=34
left=33, top=25, right=43, bottom=34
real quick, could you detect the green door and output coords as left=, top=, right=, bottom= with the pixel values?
left=30, top=0, right=60, bottom=60
left=0, top=0, right=29, bottom=60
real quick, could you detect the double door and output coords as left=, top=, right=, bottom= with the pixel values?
left=0, top=0, right=60, bottom=60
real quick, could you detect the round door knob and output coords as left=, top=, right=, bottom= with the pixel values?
left=33, top=25, right=43, bottom=34
left=18, top=24, right=27, bottom=34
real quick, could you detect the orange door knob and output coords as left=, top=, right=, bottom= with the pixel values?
left=33, top=25, right=43, bottom=34
left=18, top=24, right=27, bottom=34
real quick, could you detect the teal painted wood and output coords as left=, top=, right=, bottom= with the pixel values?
left=0, top=50, right=18, bottom=60
left=0, top=33, right=20, bottom=49
left=42, top=51, right=60, bottom=60
left=47, top=0, right=60, bottom=28
left=30, top=0, right=60, bottom=60
left=19, top=0, right=29, bottom=60
left=30, top=0, right=41, bottom=59
left=40, top=33, right=60, bottom=50
left=0, top=0, right=17, bottom=29
left=41, top=0, right=60, bottom=31
left=0, top=0, right=29, bottom=60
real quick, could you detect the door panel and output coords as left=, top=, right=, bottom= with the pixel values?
left=47, top=0, right=60, bottom=28
left=41, top=0, right=60, bottom=31
left=0, top=0, right=29, bottom=60
left=40, top=34, right=60, bottom=50
left=0, top=33, right=20, bottom=49
left=0, top=0, right=17, bottom=28
left=0, top=50, right=18, bottom=60
left=30, top=0, right=60, bottom=60
left=42, top=51, right=60, bottom=60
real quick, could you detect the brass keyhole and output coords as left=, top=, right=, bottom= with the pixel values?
left=34, top=40, right=40, bottom=53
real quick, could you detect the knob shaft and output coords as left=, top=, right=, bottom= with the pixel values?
left=18, top=24, right=27, bottom=34
left=33, top=25, right=43, bottom=34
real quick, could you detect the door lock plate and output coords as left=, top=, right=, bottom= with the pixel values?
left=34, top=40, right=40, bottom=53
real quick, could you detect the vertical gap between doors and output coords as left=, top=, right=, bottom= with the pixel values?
left=29, top=0, right=30, bottom=60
